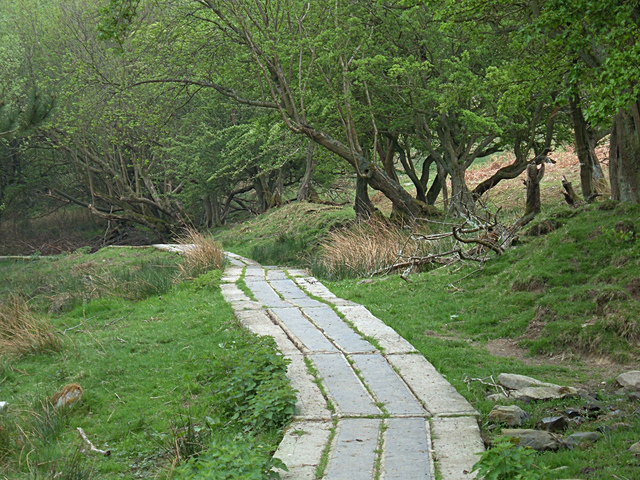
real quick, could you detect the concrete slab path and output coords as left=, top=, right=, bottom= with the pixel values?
left=219, top=254, right=484, bottom=480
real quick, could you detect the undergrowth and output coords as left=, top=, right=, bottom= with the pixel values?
left=0, top=295, right=62, bottom=358
left=0, top=249, right=294, bottom=479
left=176, top=228, right=225, bottom=279
left=314, top=216, right=435, bottom=278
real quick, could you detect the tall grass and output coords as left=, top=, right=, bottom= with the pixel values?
left=315, top=217, right=433, bottom=278
left=0, top=296, right=62, bottom=358
left=177, top=228, right=225, bottom=278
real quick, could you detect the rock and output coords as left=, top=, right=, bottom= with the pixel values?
left=500, top=429, right=560, bottom=451
left=630, top=442, right=640, bottom=455
left=565, top=408, right=582, bottom=418
left=498, top=373, right=557, bottom=390
left=0, top=401, right=7, bottom=413
left=488, top=405, right=529, bottom=427
left=511, top=385, right=579, bottom=402
left=487, top=393, right=509, bottom=402
left=51, top=383, right=83, bottom=409
left=538, top=416, right=569, bottom=433
left=597, top=423, right=631, bottom=434
left=629, top=391, right=640, bottom=402
left=564, top=432, right=602, bottom=449
left=569, top=416, right=586, bottom=426
left=616, top=371, right=640, bottom=391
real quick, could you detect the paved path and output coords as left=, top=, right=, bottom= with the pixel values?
left=220, top=253, right=484, bottom=480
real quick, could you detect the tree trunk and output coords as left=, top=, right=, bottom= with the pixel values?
left=569, top=94, right=598, bottom=202
left=298, top=125, right=423, bottom=219
left=523, top=163, right=544, bottom=220
left=610, top=100, right=640, bottom=203
left=297, top=140, right=316, bottom=202
left=202, top=193, right=213, bottom=228
left=355, top=174, right=374, bottom=219
left=426, top=172, right=443, bottom=205
left=448, top=163, right=475, bottom=215
left=211, top=194, right=221, bottom=227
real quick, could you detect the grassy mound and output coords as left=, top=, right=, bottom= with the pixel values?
left=214, top=202, right=354, bottom=266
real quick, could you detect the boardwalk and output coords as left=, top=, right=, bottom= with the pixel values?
left=220, top=253, right=484, bottom=480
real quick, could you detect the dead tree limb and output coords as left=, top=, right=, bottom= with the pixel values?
left=561, top=176, right=580, bottom=207
left=77, top=427, right=111, bottom=456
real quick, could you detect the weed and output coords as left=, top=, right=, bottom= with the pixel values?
left=0, top=295, right=62, bottom=358
left=204, top=336, right=296, bottom=432
left=177, top=228, right=225, bottom=278
left=166, top=414, right=211, bottom=466
left=471, top=438, right=550, bottom=479
left=174, top=433, right=287, bottom=480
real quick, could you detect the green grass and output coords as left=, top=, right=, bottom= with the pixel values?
left=0, top=249, right=295, bottom=479
left=215, top=202, right=354, bottom=266
left=324, top=202, right=640, bottom=479
left=0, top=247, right=181, bottom=313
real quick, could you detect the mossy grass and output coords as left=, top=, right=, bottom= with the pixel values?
left=214, top=202, right=355, bottom=266
left=0, top=249, right=294, bottom=479
left=325, top=202, right=640, bottom=478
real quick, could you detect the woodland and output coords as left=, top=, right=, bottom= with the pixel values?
left=1, top=0, right=639, bottom=243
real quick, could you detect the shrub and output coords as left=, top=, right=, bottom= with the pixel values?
left=177, top=228, right=225, bottom=278
left=315, top=217, right=432, bottom=278
left=175, top=434, right=287, bottom=480
left=0, top=295, right=62, bottom=358
left=205, top=336, right=296, bottom=432
left=471, top=439, right=550, bottom=480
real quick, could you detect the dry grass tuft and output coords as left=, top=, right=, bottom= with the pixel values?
left=316, top=217, right=432, bottom=278
left=177, top=228, right=225, bottom=278
left=0, top=296, right=62, bottom=358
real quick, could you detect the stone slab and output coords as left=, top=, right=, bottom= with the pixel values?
left=266, top=269, right=288, bottom=281
left=325, top=418, right=381, bottom=480
left=269, top=278, right=309, bottom=298
left=234, top=309, right=300, bottom=356
left=387, top=354, right=477, bottom=417
left=152, top=243, right=195, bottom=253
left=286, top=268, right=310, bottom=277
left=350, top=354, right=425, bottom=415
left=245, top=280, right=290, bottom=307
left=274, top=420, right=332, bottom=480
left=295, top=277, right=339, bottom=299
left=287, top=353, right=331, bottom=420
left=219, top=283, right=250, bottom=303
left=336, top=305, right=417, bottom=354
left=309, top=353, right=380, bottom=416
left=270, top=308, right=339, bottom=353
left=383, top=417, right=433, bottom=480
left=233, top=300, right=265, bottom=310
left=244, top=266, right=265, bottom=278
left=431, top=416, right=484, bottom=480
left=304, top=306, right=376, bottom=354
left=269, top=279, right=326, bottom=308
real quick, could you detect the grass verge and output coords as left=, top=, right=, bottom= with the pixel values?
left=0, top=248, right=294, bottom=479
left=325, top=202, right=640, bottom=479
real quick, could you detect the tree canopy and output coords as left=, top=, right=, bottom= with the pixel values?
left=1, top=0, right=639, bottom=236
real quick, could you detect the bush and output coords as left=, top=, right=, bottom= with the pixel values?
left=205, top=336, right=296, bottom=432
left=175, top=434, right=286, bottom=480
left=315, top=217, right=433, bottom=278
left=471, top=439, right=549, bottom=480
left=0, top=295, right=62, bottom=358
left=177, top=228, right=225, bottom=278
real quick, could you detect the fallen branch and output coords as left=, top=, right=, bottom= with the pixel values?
left=463, top=375, right=509, bottom=397
left=77, top=427, right=111, bottom=456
